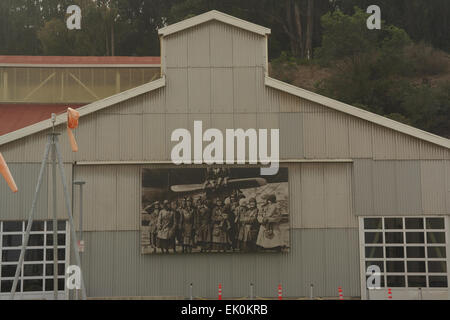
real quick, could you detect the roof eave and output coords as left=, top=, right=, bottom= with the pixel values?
left=265, top=76, right=450, bottom=150
left=158, top=10, right=271, bottom=37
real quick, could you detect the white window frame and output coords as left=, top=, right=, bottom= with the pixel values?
left=359, top=216, right=450, bottom=300
left=0, top=220, right=70, bottom=300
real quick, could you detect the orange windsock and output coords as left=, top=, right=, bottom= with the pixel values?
left=67, top=107, right=80, bottom=152
left=0, top=152, right=18, bottom=193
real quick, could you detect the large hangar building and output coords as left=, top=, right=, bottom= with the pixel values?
left=0, top=11, right=449, bottom=300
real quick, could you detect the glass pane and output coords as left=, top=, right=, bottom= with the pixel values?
left=364, top=218, right=382, bottom=229
left=406, top=247, right=425, bottom=258
left=45, top=279, right=65, bottom=291
left=365, top=232, right=383, bottom=244
left=366, top=275, right=385, bottom=288
left=405, top=232, right=424, bottom=244
left=366, top=261, right=384, bottom=272
left=429, top=276, right=448, bottom=288
left=28, top=234, right=44, bottom=246
left=427, top=232, right=445, bottom=244
left=3, top=221, right=22, bottom=232
left=23, top=279, right=43, bottom=292
left=384, top=218, right=403, bottom=229
left=3, top=234, right=22, bottom=247
left=2, top=249, right=20, bottom=262
left=46, top=248, right=66, bottom=261
left=47, top=221, right=66, bottom=231
left=45, top=263, right=66, bottom=276
left=405, top=218, right=423, bottom=229
left=24, top=249, right=44, bottom=261
left=23, top=264, right=44, bottom=277
left=1, top=265, right=19, bottom=277
left=407, top=261, right=425, bottom=273
left=386, top=247, right=404, bottom=258
left=428, top=247, right=446, bottom=258
left=386, top=261, right=405, bottom=272
left=365, top=247, right=383, bottom=258
left=385, top=232, right=403, bottom=243
left=408, top=276, right=426, bottom=288
left=428, top=261, right=447, bottom=273
left=425, top=218, right=444, bottom=230
left=387, top=275, right=405, bottom=287
left=46, top=234, right=66, bottom=246
left=25, top=221, right=45, bottom=232
left=1, top=280, right=20, bottom=293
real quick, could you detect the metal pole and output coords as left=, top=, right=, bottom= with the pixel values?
left=190, top=283, right=193, bottom=300
left=250, top=283, right=254, bottom=300
left=54, top=139, right=87, bottom=300
left=418, top=288, right=423, bottom=300
left=73, top=180, right=86, bottom=300
left=51, top=134, right=58, bottom=300
left=10, top=136, right=52, bottom=299
left=310, top=284, right=314, bottom=300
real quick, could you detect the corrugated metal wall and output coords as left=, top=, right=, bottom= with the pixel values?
left=70, top=163, right=356, bottom=232
left=352, top=159, right=450, bottom=216
left=73, top=229, right=360, bottom=298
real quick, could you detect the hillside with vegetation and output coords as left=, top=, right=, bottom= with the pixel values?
left=0, top=0, right=449, bottom=137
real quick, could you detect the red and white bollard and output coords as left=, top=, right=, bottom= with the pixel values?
left=218, top=283, right=222, bottom=300
left=278, top=284, right=282, bottom=300
left=338, top=286, right=344, bottom=300
left=388, top=288, right=392, bottom=300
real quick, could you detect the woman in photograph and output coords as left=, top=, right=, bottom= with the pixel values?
left=256, top=194, right=283, bottom=251
left=145, top=201, right=160, bottom=253
left=211, top=198, right=230, bottom=252
left=181, top=197, right=195, bottom=253
left=236, top=198, right=259, bottom=252
left=156, top=200, right=175, bottom=253
left=195, top=198, right=212, bottom=252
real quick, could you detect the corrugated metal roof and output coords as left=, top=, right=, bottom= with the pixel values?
left=0, top=56, right=161, bottom=66
left=0, top=103, right=84, bottom=136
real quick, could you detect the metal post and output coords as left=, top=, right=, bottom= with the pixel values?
left=250, top=283, right=254, bottom=300
left=10, top=136, right=52, bottom=299
left=51, top=132, right=58, bottom=300
left=73, top=180, right=85, bottom=300
left=189, top=283, right=193, bottom=300
left=310, top=283, right=314, bottom=300
left=54, top=139, right=87, bottom=300
left=418, top=288, right=423, bottom=300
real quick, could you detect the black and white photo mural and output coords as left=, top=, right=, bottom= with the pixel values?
left=141, top=167, right=289, bottom=254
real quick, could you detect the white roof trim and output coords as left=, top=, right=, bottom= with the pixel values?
left=0, top=76, right=166, bottom=146
left=158, top=10, right=271, bottom=37
left=265, top=76, right=450, bottom=149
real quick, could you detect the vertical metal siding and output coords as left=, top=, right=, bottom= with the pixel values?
left=325, top=111, right=350, bottom=158
left=96, top=113, right=120, bottom=160
left=211, top=68, right=233, bottom=113
left=288, top=163, right=302, bottom=228
left=187, top=24, right=211, bottom=68
left=373, top=126, right=397, bottom=160
left=447, top=161, right=450, bottom=213
left=420, top=141, right=449, bottom=160
left=164, top=33, right=188, bottom=68
left=352, top=159, right=374, bottom=216
left=395, top=161, right=422, bottom=215
left=421, top=160, right=447, bottom=214
left=233, top=67, right=257, bottom=113
left=372, top=160, right=397, bottom=215
left=165, top=68, right=188, bottom=114
left=396, top=133, right=421, bottom=160
left=165, top=114, right=189, bottom=161
left=280, top=113, right=303, bottom=159
left=324, top=163, right=356, bottom=228
left=232, top=28, right=265, bottom=67
left=303, top=113, right=327, bottom=158
left=142, top=114, right=166, bottom=160
left=300, top=163, right=326, bottom=228
left=348, top=118, right=373, bottom=158
left=143, top=87, right=166, bottom=114
left=69, top=228, right=358, bottom=299
left=119, top=114, right=143, bottom=161
left=209, top=22, right=233, bottom=67
left=188, top=68, right=211, bottom=113
left=0, top=163, right=48, bottom=220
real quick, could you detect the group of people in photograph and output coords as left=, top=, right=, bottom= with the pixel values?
left=142, top=190, right=285, bottom=254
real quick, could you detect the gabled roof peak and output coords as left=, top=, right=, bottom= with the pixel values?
left=158, top=10, right=271, bottom=37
